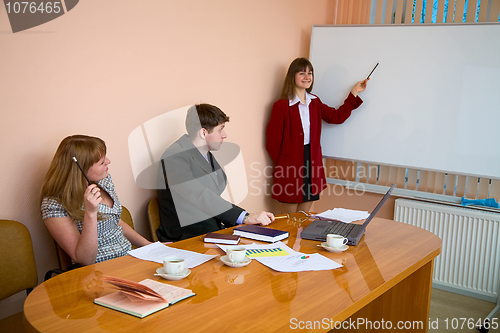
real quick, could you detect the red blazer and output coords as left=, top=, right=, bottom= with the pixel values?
left=266, top=93, right=362, bottom=203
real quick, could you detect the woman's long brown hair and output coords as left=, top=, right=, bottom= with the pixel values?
left=40, top=135, right=106, bottom=221
left=280, top=57, right=314, bottom=100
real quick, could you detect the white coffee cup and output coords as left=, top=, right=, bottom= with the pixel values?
left=227, top=246, right=247, bottom=263
left=326, top=234, right=348, bottom=248
left=163, top=257, right=185, bottom=275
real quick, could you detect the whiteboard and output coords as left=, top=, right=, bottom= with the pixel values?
left=310, top=24, right=500, bottom=180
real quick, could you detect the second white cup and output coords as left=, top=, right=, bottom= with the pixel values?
left=326, top=234, right=348, bottom=248
left=227, top=246, right=247, bottom=263
left=163, top=257, right=185, bottom=275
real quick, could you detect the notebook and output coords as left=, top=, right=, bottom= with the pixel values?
left=94, top=276, right=195, bottom=318
left=233, top=225, right=289, bottom=242
left=203, top=232, right=240, bottom=245
left=301, top=184, right=395, bottom=245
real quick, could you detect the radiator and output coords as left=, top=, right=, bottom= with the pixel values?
left=394, top=198, right=500, bottom=302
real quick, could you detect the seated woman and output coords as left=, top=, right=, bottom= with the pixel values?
left=40, top=135, right=152, bottom=265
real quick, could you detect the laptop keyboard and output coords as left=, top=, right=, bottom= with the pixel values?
left=321, top=222, right=356, bottom=236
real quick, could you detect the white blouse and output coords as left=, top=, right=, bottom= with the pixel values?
left=289, top=92, right=317, bottom=145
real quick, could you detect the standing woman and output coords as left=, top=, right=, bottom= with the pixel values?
left=266, top=58, right=368, bottom=214
left=41, top=135, right=151, bottom=266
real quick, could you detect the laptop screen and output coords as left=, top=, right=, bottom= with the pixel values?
left=361, top=184, right=396, bottom=228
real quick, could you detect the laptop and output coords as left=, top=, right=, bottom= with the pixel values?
left=301, top=184, right=395, bottom=246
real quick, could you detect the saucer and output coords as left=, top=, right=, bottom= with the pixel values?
left=156, top=267, right=191, bottom=280
left=220, top=255, right=251, bottom=268
left=320, top=243, right=349, bottom=253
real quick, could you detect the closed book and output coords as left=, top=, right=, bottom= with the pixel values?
left=94, top=276, right=195, bottom=318
left=233, top=225, right=289, bottom=242
left=203, top=232, right=240, bottom=245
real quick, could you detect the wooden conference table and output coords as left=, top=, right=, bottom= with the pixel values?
left=24, top=216, right=441, bottom=332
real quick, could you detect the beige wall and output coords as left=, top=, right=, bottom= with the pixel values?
left=0, top=0, right=342, bottom=317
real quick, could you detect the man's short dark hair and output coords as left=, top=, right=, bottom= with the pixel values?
left=185, top=103, right=230, bottom=137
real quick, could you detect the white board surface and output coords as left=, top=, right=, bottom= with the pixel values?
left=310, top=24, right=500, bottom=179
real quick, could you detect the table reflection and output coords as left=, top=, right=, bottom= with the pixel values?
left=45, top=267, right=104, bottom=319
left=268, top=271, right=299, bottom=303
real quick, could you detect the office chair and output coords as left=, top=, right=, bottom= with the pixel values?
left=147, top=197, right=160, bottom=242
left=0, top=220, right=38, bottom=332
left=44, top=205, right=135, bottom=280
left=120, top=205, right=134, bottom=230
left=120, top=205, right=137, bottom=249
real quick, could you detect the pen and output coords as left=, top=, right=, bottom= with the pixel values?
left=367, top=62, right=379, bottom=79
left=72, top=157, right=91, bottom=185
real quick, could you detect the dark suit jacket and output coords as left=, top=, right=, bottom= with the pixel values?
left=157, top=134, right=244, bottom=241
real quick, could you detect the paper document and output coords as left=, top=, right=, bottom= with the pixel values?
left=312, top=208, right=369, bottom=223
left=128, top=242, right=216, bottom=268
left=217, top=242, right=298, bottom=258
left=218, top=242, right=341, bottom=272
left=255, top=253, right=342, bottom=272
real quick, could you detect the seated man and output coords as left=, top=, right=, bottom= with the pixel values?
left=156, top=103, right=274, bottom=241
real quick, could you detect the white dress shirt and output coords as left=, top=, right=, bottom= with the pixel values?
left=289, top=92, right=317, bottom=145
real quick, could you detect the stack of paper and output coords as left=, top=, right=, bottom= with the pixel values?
left=312, top=208, right=369, bottom=223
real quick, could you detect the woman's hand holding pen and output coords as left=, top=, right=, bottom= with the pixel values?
left=70, top=183, right=100, bottom=265
left=84, top=184, right=102, bottom=214
left=350, top=78, right=369, bottom=97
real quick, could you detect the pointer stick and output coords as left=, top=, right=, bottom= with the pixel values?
left=72, top=157, right=91, bottom=185
left=367, top=62, right=379, bottom=79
